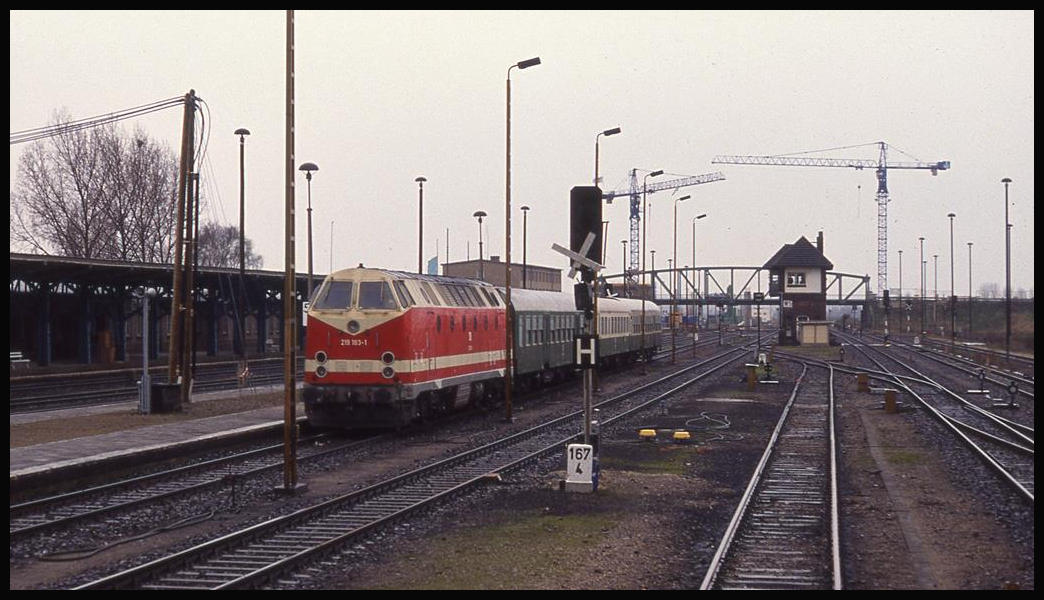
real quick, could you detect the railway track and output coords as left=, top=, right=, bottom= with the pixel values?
left=11, top=331, right=750, bottom=549
left=835, top=331, right=1034, bottom=504
left=859, top=333, right=1034, bottom=400
left=9, top=433, right=381, bottom=541
left=700, top=362, right=842, bottom=590
left=75, top=340, right=765, bottom=589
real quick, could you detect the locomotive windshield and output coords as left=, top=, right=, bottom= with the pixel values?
left=313, top=280, right=354, bottom=310
left=358, top=281, right=399, bottom=310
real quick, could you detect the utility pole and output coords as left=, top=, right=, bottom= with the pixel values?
left=168, top=90, right=196, bottom=403
left=280, top=9, right=303, bottom=493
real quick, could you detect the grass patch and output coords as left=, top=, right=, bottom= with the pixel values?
left=883, top=448, right=923, bottom=465
left=599, top=444, right=699, bottom=475
left=368, top=508, right=621, bottom=589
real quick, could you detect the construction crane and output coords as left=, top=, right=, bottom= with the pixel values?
left=603, top=169, right=725, bottom=280
left=712, top=141, right=949, bottom=298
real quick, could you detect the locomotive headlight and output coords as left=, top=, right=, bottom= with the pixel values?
left=381, top=351, right=395, bottom=365
left=347, top=320, right=360, bottom=333
left=316, top=365, right=328, bottom=378
left=381, top=366, right=395, bottom=379
left=315, top=351, right=328, bottom=363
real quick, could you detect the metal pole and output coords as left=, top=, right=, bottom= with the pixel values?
left=967, top=242, right=973, bottom=338
left=416, top=176, right=426, bottom=273
left=505, top=67, right=513, bottom=422
left=282, top=9, right=301, bottom=493
left=521, top=205, right=529, bottom=288
left=948, top=213, right=956, bottom=347
left=919, top=237, right=925, bottom=335
left=672, top=201, right=677, bottom=363
left=1002, top=178, right=1011, bottom=361
left=141, top=289, right=151, bottom=414
left=306, top=174, right=314, bottom=301
left=236, top=128, right=249, bottom=360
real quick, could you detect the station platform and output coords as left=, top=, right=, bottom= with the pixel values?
left=9, top=383, right=304, bottom=494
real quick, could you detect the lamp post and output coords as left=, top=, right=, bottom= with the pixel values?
left=298, top=162, right=319, bottom=301
left=898, top=249, right=903, bottom=332
left=621, top=240, right=628, bottom=293
left=967, top=242, right=973, bottom=338
left=330, top=220, right=334, bottom=272
left=521, top=205, right=530, bottom=288
left=947, top=212, right=956, bottom=347
left=640, top=169, right=664, bottom=367
left=234, top=128, right=250, bottom=359
left=692, top=213, right=706, bottom=355
left=1001, top=178, right=1011, bottom=362
left=594, top=127, right=621, bottom=186
left=136, top=287, right=157, bottom=414
left=505, top=56, right=540, bottom=424
left=671, top=194, right=690, bottom=363
left=473, top=210, right=487, bottom=280
left=933, top=254, right=938, bottom=332
left=415, top=176, right=427, bottom=273
left=918, top=236, right=925, bottom=335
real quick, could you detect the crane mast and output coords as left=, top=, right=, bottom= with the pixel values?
left=712, top=141, right=949, bottom=297
left=602, top=169, right=725, bottom=280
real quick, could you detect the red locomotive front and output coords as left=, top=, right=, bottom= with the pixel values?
left=304, top=268, right=507, bottom=429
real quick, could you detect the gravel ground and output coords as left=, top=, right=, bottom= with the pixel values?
left=9, top=346, right=1035, bottom=590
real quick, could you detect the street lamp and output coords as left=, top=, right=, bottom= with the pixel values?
left=234, top=127, right=250, bottom=359
left=505, top=56, right=540, bottom=424
left=473, top=210, right=487, bottom=280
left=933, top=254, right=938, bottom=332
left=520, top=205, right=530, bottom=288
left=298, top=162, right=319, bottom=301
left=621, top=240, right=628, bottom=295
left=967, top=242, right=973, bottom=338
left=671, top=194, right=690, bottom=363
left=919, top=236, right=925, bottom=335
left=692, top=213, right=707, bottom=354
left=898, top=249, right=903, bottom=331
left=594, top=127, right=621, bottom=186
left=415, top=176, right=427, bottom=274
left=947, top=212, right=956, bottom=347
left=1001, top=178, right=1011, bottom=361
left=640, top=169, right=664, bottom=366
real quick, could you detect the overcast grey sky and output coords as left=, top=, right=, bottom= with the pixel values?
left=9, top=10, right=1035, bottom=297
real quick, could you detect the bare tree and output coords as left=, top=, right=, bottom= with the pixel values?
left=10, top=111, right=179, bottom=262
left=197, top=222, right=264, bottom=269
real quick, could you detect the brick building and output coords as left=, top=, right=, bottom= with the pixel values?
left=764, top=232, right=833, bottom=344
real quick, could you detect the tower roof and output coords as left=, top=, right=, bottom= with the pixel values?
left=763, top=236, right=833, bottom=270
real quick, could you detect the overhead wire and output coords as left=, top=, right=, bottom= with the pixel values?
left=10, top=96, right=184, bottom=145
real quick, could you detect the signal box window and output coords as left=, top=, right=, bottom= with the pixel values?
left=787, top=272, right=806, bottom=288
left=359, top=281, right=398, bottom=309
left=313, top=281, right=354, bottom=309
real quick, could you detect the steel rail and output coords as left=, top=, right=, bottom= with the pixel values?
left=701, top=362, right=842, bottom=589
left=837, top=333, right=1033, bottom=504
left=76, top=342, right=760, bottom=590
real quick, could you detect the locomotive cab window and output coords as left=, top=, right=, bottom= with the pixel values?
left=312, top=280, right=354, bottom=310
left=358, top=281, right=398, bottom=310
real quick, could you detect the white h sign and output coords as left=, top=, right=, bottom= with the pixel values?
left=575, top=335, right=597, bottom=368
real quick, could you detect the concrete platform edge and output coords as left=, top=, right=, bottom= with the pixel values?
left=9, top=420, right=286, bottom=495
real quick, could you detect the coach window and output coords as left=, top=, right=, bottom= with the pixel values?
left=312, top=280, right=354, bottom=310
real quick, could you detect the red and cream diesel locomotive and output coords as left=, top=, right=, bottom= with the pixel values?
left=303, top=266, right=659, bottom=429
